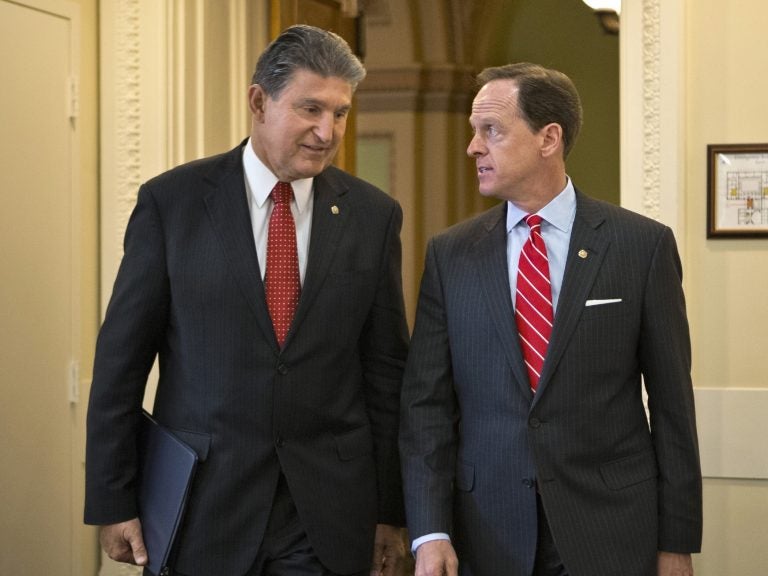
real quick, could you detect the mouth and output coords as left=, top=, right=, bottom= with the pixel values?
left=477, top=166, right=492, bottom=175
left=301, top=144, right=333, bottom=158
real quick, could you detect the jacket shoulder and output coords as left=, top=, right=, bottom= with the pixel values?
left=320, top=165, right=398, bottom=208
left=431, top=202, right=506, bottom=246
left=575, top=191, right=672, bottom=239
left=143, top=145, right=243, bottom=192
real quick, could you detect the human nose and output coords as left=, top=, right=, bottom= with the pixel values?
left=467, top=133, right=484, bottom=157
left=314, top=112, right=336, bottom=143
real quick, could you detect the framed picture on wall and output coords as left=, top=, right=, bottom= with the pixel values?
left=707, top=143, right=768, bottom=238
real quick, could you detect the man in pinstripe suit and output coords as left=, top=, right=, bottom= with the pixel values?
left=400, top=63, right=702, bottom=576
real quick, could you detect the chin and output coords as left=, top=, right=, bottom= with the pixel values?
left=307, top=157, right=334, bottom=173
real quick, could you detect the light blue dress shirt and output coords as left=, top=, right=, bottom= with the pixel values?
left=506, top=178, right=577, bottom=314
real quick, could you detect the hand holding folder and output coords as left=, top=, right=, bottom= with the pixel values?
left=138, top=411, right=199, bottom=576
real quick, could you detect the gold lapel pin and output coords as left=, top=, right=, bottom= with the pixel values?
left=578, top=249, right=588, bottom=259
left=331, top=205, right=339, bottom=215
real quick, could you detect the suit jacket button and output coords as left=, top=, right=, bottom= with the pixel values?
left=522, top=478, right=534, bottom=488
left=529, top=417, right=541, bottom=429
left=275, top=436, right=285, bottom=447
left=277, top=363, right=288, bottom=375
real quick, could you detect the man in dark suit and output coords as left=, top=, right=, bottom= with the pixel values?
left=399, top=63, right=702, bottom=576
left=85, top=25, right=409, bottom=576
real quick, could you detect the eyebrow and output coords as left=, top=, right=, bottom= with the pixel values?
left=297, top=97, right=351, bottom=111
left=468, top=113, right=497, bottom=125
left=294, top=98, right=352, bottom=114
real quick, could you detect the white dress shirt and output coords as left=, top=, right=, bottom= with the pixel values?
left=242, top=138, right=314, bottom=284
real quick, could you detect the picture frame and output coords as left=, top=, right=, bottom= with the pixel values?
left=707, top=143, right=768, bottom=238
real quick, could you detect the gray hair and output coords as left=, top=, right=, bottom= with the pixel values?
left=477, top=63, right=583, bottom=158
left=252, top=24, right=366, bottom=98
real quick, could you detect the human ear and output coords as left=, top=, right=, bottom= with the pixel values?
left=540, top=123, right=564, bottom=158
left=248, top=84, right=268, bottom=121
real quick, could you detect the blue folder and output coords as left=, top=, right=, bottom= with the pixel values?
left=138, top=410, right=198, bottom=576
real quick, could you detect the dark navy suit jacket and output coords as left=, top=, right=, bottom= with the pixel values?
left=85, top=142, right=409, bottom=575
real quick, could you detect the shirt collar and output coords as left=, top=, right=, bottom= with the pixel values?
left=506, top=177, right=577, bottom=234
left=242, top=138, right=313, bottom=214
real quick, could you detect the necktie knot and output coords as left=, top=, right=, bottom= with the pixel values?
left=271, top=181, right=293, bottom=205
left=524, top=214, right=543, bottom=229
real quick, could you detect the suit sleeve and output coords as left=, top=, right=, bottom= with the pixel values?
left=399, top=239, right=460, bottom=541
left=359, top=201, right=410, bottom=526
left=84, top=184, right=170, bottom=525
left=639, top=227, right=702, bottom=552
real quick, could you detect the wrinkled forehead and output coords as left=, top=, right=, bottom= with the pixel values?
left=469, top=80, right=520, bottom=124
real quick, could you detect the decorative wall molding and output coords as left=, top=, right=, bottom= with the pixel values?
left=641, top=0, right=662, bottom=221
left=356, top=65, right=476, bottom=112
left=621, top=0, right=685, bottom=245
left=100, top=0, right=168, bottom=315
left=113, top=0, right=142, bottom=269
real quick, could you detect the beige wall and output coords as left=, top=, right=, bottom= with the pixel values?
left=686, top=0, right=768, bottom=390
left=685, top=1, right=768, bottom=573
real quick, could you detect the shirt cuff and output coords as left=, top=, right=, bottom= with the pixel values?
left=411, top=532, right=451, bottom=554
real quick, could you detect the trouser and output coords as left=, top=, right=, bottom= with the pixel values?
left=532, top=493, right=570, bottom=576
left=246, top=473, right=368, bottom=576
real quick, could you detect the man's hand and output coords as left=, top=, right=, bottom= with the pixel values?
left=658, top=551, right=694, bottom=576
left=370, top=524, right=409, bottom=576
left=99, top=518, right=148, bottom=566
left=414, top=539, right=458, bottom=576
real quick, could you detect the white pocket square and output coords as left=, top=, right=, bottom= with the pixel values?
left=585, top=298, right=622, bottom=307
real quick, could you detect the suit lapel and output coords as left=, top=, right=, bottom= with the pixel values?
left=203, top=143, right=277, bottom=349
left=535, top=192, right=610, bottom=397
left=285, top=168, right=350, bottom=346
left=472, top=204, right=532, bottom=398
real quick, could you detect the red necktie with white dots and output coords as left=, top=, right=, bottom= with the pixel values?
left=266, top=182, right=300, bottom=347
left=515, top=214, right=553, bottom=392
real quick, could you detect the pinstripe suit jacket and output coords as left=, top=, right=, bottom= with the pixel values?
left=400, top=191, right=702, bottom=576
left=85, top=142, right=409, bottom=575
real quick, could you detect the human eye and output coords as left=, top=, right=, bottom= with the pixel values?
left=294, top=99, right=322, bottom=116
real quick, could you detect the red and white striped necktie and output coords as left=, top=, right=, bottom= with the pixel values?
left=515, top=214, right=553, bottom=392
left=265, top=181, right=300, bottom=347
